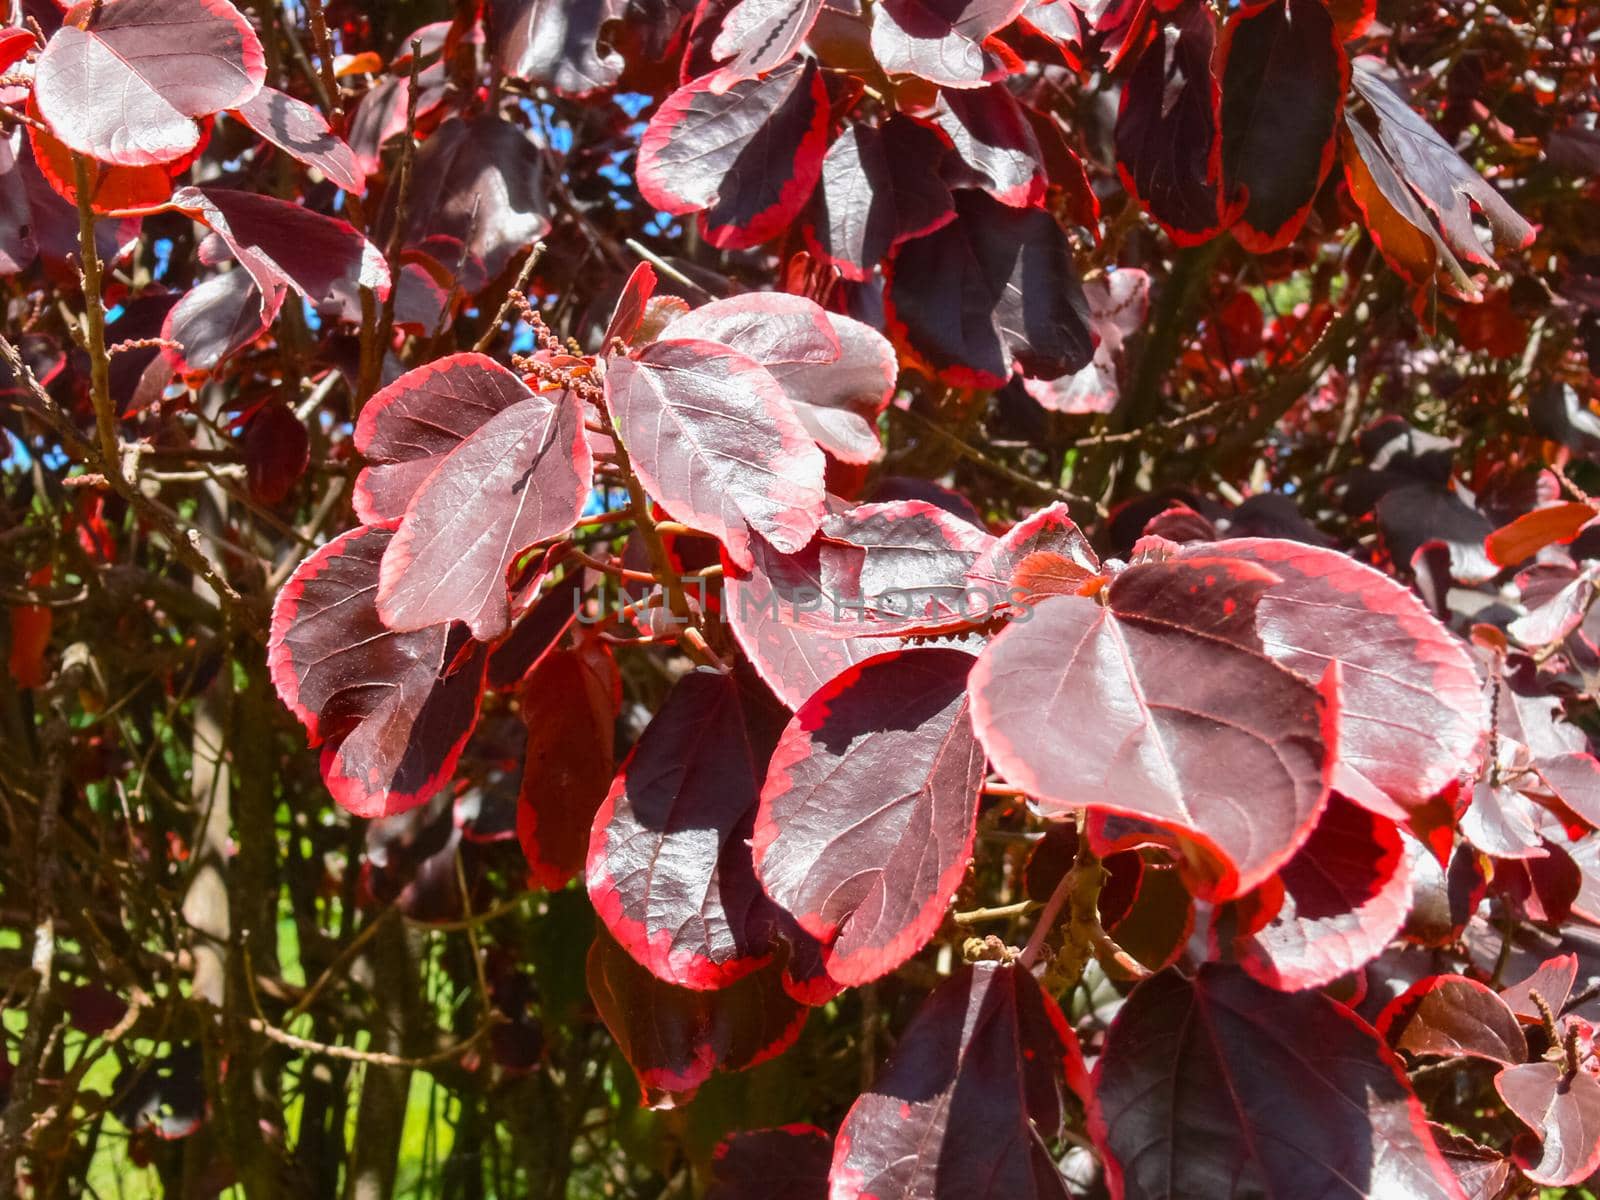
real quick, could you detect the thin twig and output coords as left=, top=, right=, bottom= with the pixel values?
left=472, top=243, right=547, bottom=354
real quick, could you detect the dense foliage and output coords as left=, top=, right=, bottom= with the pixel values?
left=2, top=0, right=1599, bottom=1196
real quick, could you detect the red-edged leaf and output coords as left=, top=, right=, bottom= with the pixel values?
left=1342, top=118, right=1463, bottom=295
left=801, top=118, right=955, bottom=282
left=605, top=337, right=826, bottom=571
left=486, top=0, right=623, bottom=96
left=709, top=0, right=823, bottom=88
left=1115, top=4, right=1225, bottom=245
left=1506, top=561, right=1594, bottom=649
left=1500, top=954, right=1579, bottom=1026
left=774, top=311, right=896, bottom=465
left=1218, top=0, right=1346, bottom=252
left=485, top=570, right=583, bottom=690
left=232, top=85, right=364, bottom=195
left=1023, top=268, right=1149, bottom=415
left=167, top=186, right=389, bottom=324
left=1104, top=856, right=1196, bottom=975
left=516, top=646, right=617, bottom=890
left=830, top=962, right=1086, bottom=1200
left=399, top=116, right=550, bottom=280
left=376, top=388, right=591, bottom=640
left=268, top=524, right=487, bottom=818
left=1460, top=778, right=1546, bottom=860
left=869, top=0, right=1028, bottom=88
left=754, top=649, right=982, bottom=985
left=1350, top=57, right=1534, bottom=274
left=966, top=501, right=1100, bottom=602
left=26, top=108, right=175, bottom=213
left=791, top=500, right=995, bottom=637
left=709, top=1125, right=830, bottom=1200
left=1535, top=753, right=1600, bottom=831
left=34, top=0, right=265, bottom=167
left=1378, top=975, right=1529, bottom=1064
left=1091, top=965, right=1467, bottom=1200
left=586, top=670, right=774, bottom=989
left=1496, top=1061, right=1600, bottom=1186
left=1486, top=502, right=1597, bottom=568
left=602, top=263, right=657, bottom=348
left=1403, top=835, right=1488, bottom=947
left=1429, top=1127, right=1513, bottom=1200
left=665, top=293, right=896, bottom=463
left=1220, top=794, right=1411, bottom=991
left=160, top=267, right=265, bottom=372
left=887, top=190, right=1094, bottom=387
left=587, top=927, right=806, bottom=1107
left=971, top=555, right=1334, bottom=899
left=352, top=353, right=533, bottom=524
left=723, top=533, right=882, bottom=710
left=664, top=291, right=841, bottom=369
left=927, top=83, right=1046, bottom=208
left=637, top=59, right=829, bottom=250
left=1218, top=539, right=1486, bottom=813
left=0, top=28, right=37, bottom=75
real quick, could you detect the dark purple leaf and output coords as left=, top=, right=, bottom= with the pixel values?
left=232, top=85, right=364, bottom=195
left=586, top=670, right=774, bottom=989
left=1220, top=794, right=1412, bottom=991
left=754, top=649, right=982, bottom=985
left=887, top=189, right=1094, bottom=387
left=167, top=186, right=389, bottom=324
left=268, top=524, right=487, bottom=817
left=1114, top=4, right=1224, bottom=245
left=486, top=0, right=623, bottom=96
left=1350, top=57, right=1534, bottom=273
left=352, top=353, right=534, bottom=524
left=869, top=0, right=1028, bottom=88
left=971, top=554, right=1333, bottom=899
left=1377, top=974, right=1529, bottom=1065
left=243, top=402, right=309, bottom=505
left=1430, top=1127, right=1513, bottom=1200
left=376, top=387, right=591, bottom=640
left=517, top=645, right=617, bottom=890
left=637, top=59, right=830, bottom=250
left=1023, top=268, right=1149, bottom=415
left=0, top=133, right=37, bottom=274
left=831, top=962, right=1086, bottom=1200
left=802, top=119, right=955, bottom=282
left=1496, top=1061, right=1600, bottom=1186
left=709, top=1125, right=831, bottom=1200
left=927, top=83, right=1046, bottom=207
left=34, top=0, right=265, bottom=167
left=160, top=268, right=264, bottom=372
left=605, top=337, right=826, bottom=571
left=1218, top=0, right=1346, bottom=252
left=400, top=116, right=551, bottom=280
left=1091, top=965, right=1465, bottom=1200
left=587, top=926, right=807, bottom=1106
left=1501, top=954, right=1579, bottom=1025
